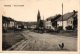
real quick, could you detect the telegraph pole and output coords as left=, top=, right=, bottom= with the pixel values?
left=62, top=3, right=63, bottom=30
left=43, top=16, right=45, bottom=28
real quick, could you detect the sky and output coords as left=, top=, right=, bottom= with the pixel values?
left=0, top=0, right=79, bottom=22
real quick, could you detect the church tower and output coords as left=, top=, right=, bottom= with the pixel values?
left=37, top=10, right=41, bottom=28
left=37, top=10, right=41, bottom=22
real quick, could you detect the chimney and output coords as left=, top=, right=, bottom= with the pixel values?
left=73, top=10, right=76, bottom=15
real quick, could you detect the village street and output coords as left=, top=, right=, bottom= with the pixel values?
left=7, top=30, right=77, bottom=51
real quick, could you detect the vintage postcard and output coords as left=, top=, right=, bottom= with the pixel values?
left=0, top=0, right=80, bottom=54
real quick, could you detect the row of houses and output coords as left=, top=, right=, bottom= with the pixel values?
left=2, top=16, right=15, bottom=31
left=45, top=10, right=77, bottom=31
left=2, top=16, right=36, bottom=32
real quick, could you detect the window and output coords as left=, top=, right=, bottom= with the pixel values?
left=71, top=21, right=72, bottom=24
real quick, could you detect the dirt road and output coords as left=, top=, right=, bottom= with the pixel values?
left=8, top=30, right=77, bottom=51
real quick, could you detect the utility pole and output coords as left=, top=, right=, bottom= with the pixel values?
left=62, top=3, right=63, bottom=30
left=43, top=16, right=44, bottom=20
left=43, top=16, right=45, bottom=28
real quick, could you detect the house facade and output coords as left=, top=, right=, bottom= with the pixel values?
left=2, top=16, right=15, bottom=32
left=56, top=10, right=77, bottom=30
left=45, top=14, right=61, bottom=30
left=46, top=10, right=77, bottom=31
left=45, top=19, right=55, bottom=30
left=57, top=21, right=67, bottom=30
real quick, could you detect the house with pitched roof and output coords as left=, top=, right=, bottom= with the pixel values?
left=56, top=10, right=77, bottom=30
left=2, top=16, right=15, bottom=32
left=45, top=14, right=61, bottom=30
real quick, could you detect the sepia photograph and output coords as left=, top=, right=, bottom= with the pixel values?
left=0, top=0, right=79, bottom=52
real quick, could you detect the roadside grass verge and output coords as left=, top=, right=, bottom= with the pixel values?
left=2, top=32, right=25, bottom=50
